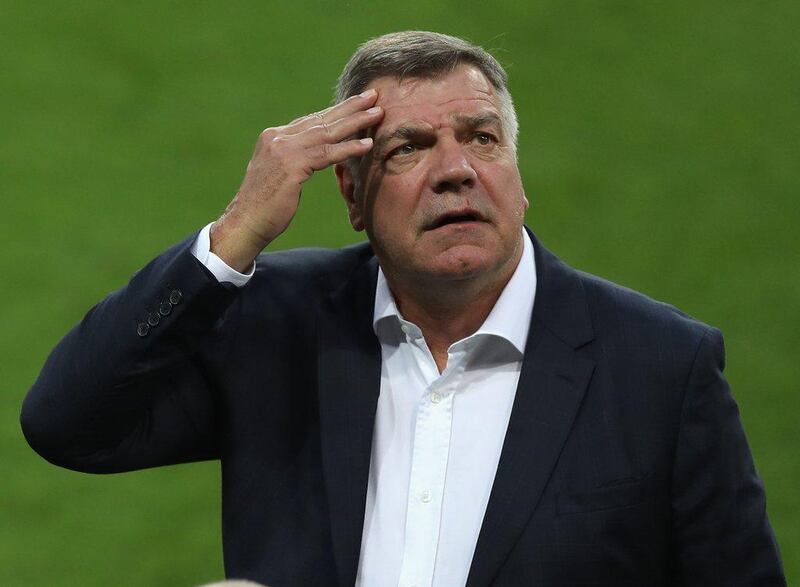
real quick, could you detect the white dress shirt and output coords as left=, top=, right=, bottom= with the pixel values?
left=191, top=225, right=537, bottom=587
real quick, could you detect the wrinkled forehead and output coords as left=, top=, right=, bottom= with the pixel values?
left=366, top=65, right=500, bottom=131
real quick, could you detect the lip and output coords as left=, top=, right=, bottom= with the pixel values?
left=425, top=209, right=486, bottom=231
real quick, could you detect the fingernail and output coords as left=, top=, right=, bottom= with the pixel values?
left=366, top=106, right=381, bottom=114
left=359, top=88, right=376, bottom=98
left=360, top=138, right=373, bottom=145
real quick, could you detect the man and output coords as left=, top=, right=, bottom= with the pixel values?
left=21, top=31, right=784, bottom=586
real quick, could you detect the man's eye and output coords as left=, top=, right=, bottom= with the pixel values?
left=472, top=133, right=494, bottom=146
left=391, top=143, right=417, bottom=157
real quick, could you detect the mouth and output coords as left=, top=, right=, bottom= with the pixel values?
left=426, top=209, right=486, bottom=230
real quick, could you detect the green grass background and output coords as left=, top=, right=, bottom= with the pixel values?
left=2, top=1, right=797, bottom=584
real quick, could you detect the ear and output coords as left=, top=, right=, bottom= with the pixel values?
left=335, top=162, right=365, bottom=231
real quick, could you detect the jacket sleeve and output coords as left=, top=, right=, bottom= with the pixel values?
left=20, top=233, right=240, bottom=473
left=670, top=327, right=785, bottom=585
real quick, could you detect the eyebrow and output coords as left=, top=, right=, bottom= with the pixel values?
left=451, top=112, right=503, bottom=130
left=373, top=112, right=503, bottom=154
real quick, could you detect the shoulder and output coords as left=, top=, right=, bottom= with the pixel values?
left=529, top=230, right=715, bottom=352
left=578, top=269, right=704, bottom=327
left=560, top=264, right=727, bottom=422
left=253, top=240, right=373, bottom=280
left=237, top=240, right=375, bottom=307
left=574, top=268, right=719, bottom=365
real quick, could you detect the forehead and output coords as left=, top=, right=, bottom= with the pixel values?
left=365, top=65, right=500, bottom=132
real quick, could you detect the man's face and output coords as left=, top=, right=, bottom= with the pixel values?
left=338, top=65, right=529, bottom=288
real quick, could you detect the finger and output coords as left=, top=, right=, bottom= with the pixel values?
left=306, top=137, right=374, bottom=172
left=293, top=106, right=383, bottom=147
left=285, top=89, right=379, bottom=133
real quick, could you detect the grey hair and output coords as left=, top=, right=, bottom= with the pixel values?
left=335, top=31, right=518, bottom=175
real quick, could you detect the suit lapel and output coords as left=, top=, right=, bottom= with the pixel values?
left=466, top=233, right=597, bottom=587
left=317, top=256, right=381, bottom=587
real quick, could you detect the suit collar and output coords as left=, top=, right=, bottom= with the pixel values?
left=526, top=226, right=594, bottom=349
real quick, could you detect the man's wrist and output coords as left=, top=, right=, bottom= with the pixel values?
left=209, top=216, right=266, bottom=274
left=192, top=223, right=255, bottom=287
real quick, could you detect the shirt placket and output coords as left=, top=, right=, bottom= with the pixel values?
left=398, top=332, right=467, bottom=587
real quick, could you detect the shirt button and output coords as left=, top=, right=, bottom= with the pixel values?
left=401, top=324, right=411, bottom=335
left=420, top=490, right=432, bottom=503
left=430, top=392, right=442, bottom=404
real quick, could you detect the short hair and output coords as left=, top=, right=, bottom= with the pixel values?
left=335, top=31, right=518, bottom=163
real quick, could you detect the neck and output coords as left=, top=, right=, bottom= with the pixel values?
left=384, top=243, right=523, bottom=371
left=397, top=282, right=499, bottom=345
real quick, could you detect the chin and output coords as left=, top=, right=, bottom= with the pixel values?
left=424, top=246, right=499, bottom=280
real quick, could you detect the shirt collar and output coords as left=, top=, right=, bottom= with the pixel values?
left=372, top=229, right=537, bottom=355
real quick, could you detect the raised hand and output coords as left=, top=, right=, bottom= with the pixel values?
left=209, top=89, right=383, bottom=272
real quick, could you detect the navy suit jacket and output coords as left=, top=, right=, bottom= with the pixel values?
left=22, top=228, right=784, bottom=586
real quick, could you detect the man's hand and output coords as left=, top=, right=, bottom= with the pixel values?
left=209, top=89, right=383, bottom=272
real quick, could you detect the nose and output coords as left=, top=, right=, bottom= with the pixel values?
left=428, top=137, right=478, bottom=194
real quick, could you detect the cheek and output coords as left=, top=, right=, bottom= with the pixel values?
left=384, top=154, right=423, bottom=175
left=373, top=175, right=424, bottom=221
left=479, top=163, right=525, bottom=204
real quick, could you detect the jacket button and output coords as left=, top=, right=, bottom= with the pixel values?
left=147, top=312, right=160, bottom=327
left=158, top=301, right=172, bottom=316
left=136, top=322, right=150, bottom=337
left=169, top=289, right=183, bottom=305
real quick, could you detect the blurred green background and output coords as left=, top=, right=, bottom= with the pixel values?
left=2, top=0, right=797, bottom=584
